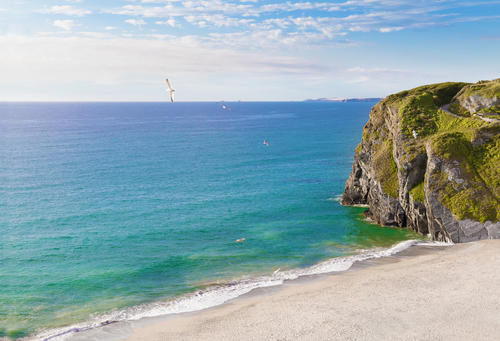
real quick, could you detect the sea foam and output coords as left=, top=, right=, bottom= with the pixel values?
left=36, top=239, right=452, bottom=341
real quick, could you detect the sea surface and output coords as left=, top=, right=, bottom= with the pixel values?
left=0, top=102, right=423, bottom=340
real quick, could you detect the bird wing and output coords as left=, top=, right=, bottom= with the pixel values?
left=166, top=79, right=173, bottom=90
left=170, top=91, right=175, bottom=102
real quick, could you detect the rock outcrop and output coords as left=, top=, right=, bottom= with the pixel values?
left=342, top=80, right=500, bottom=243
left=450, top=79, right=500, bottom=115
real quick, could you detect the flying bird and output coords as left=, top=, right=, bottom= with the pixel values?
left=217, top=102, right=232, bottom=111
left=263, top=140, right=270, bottom=147
left=166, top=78, right=175, bottom=102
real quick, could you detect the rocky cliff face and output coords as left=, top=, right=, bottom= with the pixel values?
left=342, top=80, right=500, bottom=243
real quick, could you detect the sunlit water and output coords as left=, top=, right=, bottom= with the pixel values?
left=0, top=102, right=421, bottom=339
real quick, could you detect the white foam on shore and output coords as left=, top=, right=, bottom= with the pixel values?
left=326, top=194, right=369, bottom=208
left=34, top=239, right=452, bottom=341
left=327, top=194, right=343, bottom=202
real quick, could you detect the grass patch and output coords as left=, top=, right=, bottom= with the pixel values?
left=373, top=140, right=399, bottom=198
left=478, top=105, right=500, bottom=115
left=383, top=82, right=468, bottom=139
left=435, top=110, right=487, bottom=141
left=386, top=82, right=468, bottom=107
left=430, top=129, right=500, bottom=222
left=399, top=92, right=438, bottom=138
left=471, top=127, right=500, bottom=200
left=362, top=80, right=499, bottom=221
left=449, top=79, right=500, bottom=115
left=456, top=78, right=500, bottom=100
left=410, top=181, right=425, bottom=203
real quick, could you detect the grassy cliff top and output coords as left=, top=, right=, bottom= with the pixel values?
left=455, top=78, right=500, bottom=100
left=370, top=79, right=499, bottom=222
left=378, top=79, right=499, bottom=140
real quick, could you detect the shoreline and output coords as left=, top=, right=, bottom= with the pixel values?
left=56, top=239, right=455, bottom=341
left=34, top=239, right=440, bottom=341
left=68, top=239, right=500, bottom=341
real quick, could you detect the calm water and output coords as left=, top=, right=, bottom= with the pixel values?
left=0, top=102, right=420, bottom=339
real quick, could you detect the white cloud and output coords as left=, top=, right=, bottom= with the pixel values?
left=44, top=5, right=91, bottom=17
left=184, top=14, right=253, bottom=27
left=111, top=5, right=181, bottom=18
left=379, top=26, right=404, bottom=32
left=53, top=20, right=79, bottom=31
left=0, top=34, right=322, bottom=86
left=99, top=0, right=500, bottom=46
left=156, top=19, right=177, bottom=27
left=125, top=19, right=147, bottom=26
left=1, top=0, right=498, bottom=100
left=347, top=66, right=409, bottom=73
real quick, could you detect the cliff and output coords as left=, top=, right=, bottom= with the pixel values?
left=342, top=79, right=500, bottom=243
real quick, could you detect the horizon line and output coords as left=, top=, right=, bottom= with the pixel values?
left=0, top=97, right=383, bottom=103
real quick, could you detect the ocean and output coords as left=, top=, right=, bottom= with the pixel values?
left=0, top=101, right=423, bottom=340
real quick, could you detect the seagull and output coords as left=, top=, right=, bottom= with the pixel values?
left=219, top=103, right=232, bottom=111
left=235, top=238, right=246, bottom=243
left=165, top=78, right=175, bottom=102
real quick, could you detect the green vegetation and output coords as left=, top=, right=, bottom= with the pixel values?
left=430, top=128, right=500, bottom=222
left=373, top=140, right=399, bottom=198
left=456, top=78, right=500, bottom=100
left=355, top=143, right=362, bottom=153
left=384, top=82, right=468, bottom=139
left=436, top=109, right=487, bottom=136
left=399, top=92, right=439, bottom=138
left=366, top=79, right=499, bottom=222
left=479, top=105, right=500, bottom=115
left=410, top=181, right=425, bottom=203
left=471, top=126, right=500, bottom=201
left=447, top=101, right=470, bottom=116
left=386, top=82, right=468, bottom=107
left=448, top=79, right=500, bottom=115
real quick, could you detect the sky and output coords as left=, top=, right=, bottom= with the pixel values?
left=0, top=0, right=499, bottom=101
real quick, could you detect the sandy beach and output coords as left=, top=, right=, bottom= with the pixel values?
left=117, top=240, right=500, bottom=341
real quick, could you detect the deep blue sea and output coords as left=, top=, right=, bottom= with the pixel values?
left=0, top=102, right=422, bottom=339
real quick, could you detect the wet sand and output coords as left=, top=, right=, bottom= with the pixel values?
left=112, top=239, right=500, bottom=341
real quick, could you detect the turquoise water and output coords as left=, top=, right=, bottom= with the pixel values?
left=0, top=102, right=420, bottom=339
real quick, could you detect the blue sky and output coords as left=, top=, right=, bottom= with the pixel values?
left=1, top=0, right=499, bottom=101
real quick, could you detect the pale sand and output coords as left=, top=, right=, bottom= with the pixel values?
left=122, top=240, right=500, bottom=341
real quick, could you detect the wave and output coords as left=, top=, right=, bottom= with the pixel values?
left=326, top=194, right=343, bottom=202
left=34, top=239, right=452, bottom=341
left=327, top=194, right=370, bottom=208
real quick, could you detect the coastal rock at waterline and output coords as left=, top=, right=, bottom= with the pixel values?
left=342, top=80, right=500, bottom=243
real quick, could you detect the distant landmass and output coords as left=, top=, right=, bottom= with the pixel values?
left=304, top=97, right=382, bottom=103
